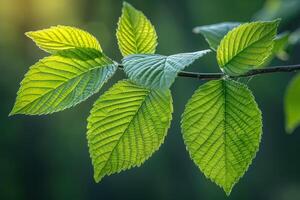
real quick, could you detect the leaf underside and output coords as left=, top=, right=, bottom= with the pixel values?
left=217, top=20, right=279, bottom=75
left=87, top=80, right=173, bottom=182
left=122, top=50, right=211, bottom=89
left=193, top=22, right=240, bottom=51
left=181, top=79, right=262, bottom=195
left=285, top=73, right=300, bottom=133
left=116, top=2, right=157, bottom=56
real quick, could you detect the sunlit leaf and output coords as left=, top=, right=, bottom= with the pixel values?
left=10, top=49, right=116, bottom=115
left=217, top=20, right=279, bottom=75
left=26, top=25, right=101, bottom=53
left=87, top=80, right=173, bottom=182
left=181, top=79, right=262, bottom=195
left=116, top=2, right=157, bottom=56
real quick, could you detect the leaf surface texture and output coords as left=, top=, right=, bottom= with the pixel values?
left=26, top=25, right=101, bottom=53
left=116, top=2, right=157, bottom=56
left=122, top=50, right=210, bottom=89
left=87, top=80, right=173, bottom=182
left=193, top=22, right=240, bottom=51
left=11, top=50, right=117, bottom=115
left=217, top=20, right=279, bottom=75
left=181, top=79, right=262, bottom=194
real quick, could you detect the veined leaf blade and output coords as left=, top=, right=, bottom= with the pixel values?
left=10, top=50, right=116, bottom=115
left=87, top=80, right=173, bottom=182
left=122, top=50, right=211, bottom=89
left=181, top=79, right=262, bottom=195
left=26, top=25, right=101, bottom=53
left=217, top=20, right=280, bottom=75
left=193, top=22, right=240, bottom=51
left=116, top=2, right=158, bottom=56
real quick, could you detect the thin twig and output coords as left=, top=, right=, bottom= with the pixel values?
left=118, top=64, right=300, bottom=80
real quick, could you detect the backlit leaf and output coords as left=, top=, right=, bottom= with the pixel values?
left=217, top=20, right=279, bottom=75
left=116, top=2, right=158, bottom=56
left=181, top=79, right=262, bottom=195
left=26, top=25, right=101, bottom=53
left=87, top=80, right=173, bottom=182
left=10, top=49, right=116, bottom=115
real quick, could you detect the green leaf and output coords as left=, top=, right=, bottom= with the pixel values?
left=284, top=73, right=300, bottom=133
left=260, top=32, right=291, bottom=67
left=87, top=80, right=173, bottom=182
left=217, top=20, right=280, bottom=75
left=26, top=25, right=101, bottom=53
left=10, top=49, right=117, bottom=115
left=116, top=2, right=158, bottom=56
left=181, top=79, right=262, bottom=195
left=193, top=22, right=240, bottom=51
left=289, top=28, right=300, bottom=45
left=273, top=32, right=290, bottom=53
left=273, top=32, right=290, bottom=60
left=122, top=50, right=211, bottom=89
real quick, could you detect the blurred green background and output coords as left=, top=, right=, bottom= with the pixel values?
left=1, top=0, right=300, bottom=199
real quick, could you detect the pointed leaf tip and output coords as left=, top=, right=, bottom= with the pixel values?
left=8, top=110, right=15, bottom=117
left=217, top=20, right=280, bottom=75
left=117, top=1, right=157, bottom=56
left=122, top=1, right=132, bottom=7
left=182, top=79, right=262, bottom=195
left=11, top=50, right=117, bottom=115
left=25, top=31, right=33, bottom=38
left=25, top=26, right=102, bottom=53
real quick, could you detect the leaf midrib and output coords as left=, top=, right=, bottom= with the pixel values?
left=126, top=6, right=139, bottom=54
left=30, top=34, right=100, bottom=51
left=15, top=63, right=115, bottom=114
left=222, top=80, right=229, bottom=191
left=220, top=25, right=276, bottom=68
left=97, top=88, right=152, bottom=179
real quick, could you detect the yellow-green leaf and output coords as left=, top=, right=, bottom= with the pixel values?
left=116, top=2, right=157, bottom=56
left=217, top=20, right=280, bottom=75
left=181, top=79, right=262, bottom=195
left=26, top=25, right=101, bottom=53
left=87, top=80, right=173, bottom=182
left=10, top=49, right=116, bottom=115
